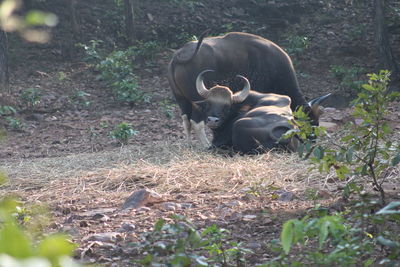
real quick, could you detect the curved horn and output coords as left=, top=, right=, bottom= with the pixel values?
left=196, top=70, right=214, bottom=98
left=232, top=75, right=251, bottom=103
left=308, top=93, right=332, bottom=107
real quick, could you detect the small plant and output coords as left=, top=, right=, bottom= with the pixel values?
left=112, top=77, right=145, bottom=104
left=19, top=88, right=41, bottom=107
left=284, top=34, right=310, bottom=58
left=162, top=0, right=199, bottom=12
left=56, top=71, right=68, bottom=81
left=348, top=24, right=366, bottom=40
left=76, top=39, right=104, bottom=62
left=133, top=215, right=251, bottom=266
left=96, top=49, right=148, bottom=104
left=70, top=90, right=91, bottom=108
left=130, top=41, right=162, bottom=62
left=160, top=100, right=176, bottom=119
left=109, top=122, right=138, bottom=145
left=0, top=105, right=16, bottom=116
left=330, top=65, right=364, bottom=92
left=5, top=117, right=24, bottom=130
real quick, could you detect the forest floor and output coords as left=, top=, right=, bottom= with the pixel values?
left=1, top=0, right=400, bottom=265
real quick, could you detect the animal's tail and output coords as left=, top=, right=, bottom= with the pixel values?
left=174, top=29, right=210, bottom=64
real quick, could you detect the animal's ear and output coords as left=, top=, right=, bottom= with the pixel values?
left=193, top=101, right=207, bottom=111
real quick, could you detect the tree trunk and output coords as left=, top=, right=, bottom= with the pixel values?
left=124, top=0, right=135, bottom=45
left=0, top=30, right=9, bottom=92
left=374, top=0, right=400, bottom=88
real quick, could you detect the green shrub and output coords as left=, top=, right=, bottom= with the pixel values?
left=96, top=49, right=147, bottom=104
left=284, top=35, right=310, bottom=58
left=286, top=70, right=400, bottom=203
left=160, top=100, right=177, bottom=119
left=70, top=90, right=91, bottom=108
left=130, top=41, right=162, bottom=62
left=5, top=117, right=24, bottom=130
left=19, top=88, right=41, bottom=107
left=330, top=65, right=364, bottom=92
left=109, top=122, right=138, bottom=145
left=275, top=70, right=400, bottom=266
left=264, top=200, right=400, bottom=266
left=76, top=40, right=104, bottom=62
left=0, top=106, right=16, bottom=116
left=133, top=215, right=251, bottom=266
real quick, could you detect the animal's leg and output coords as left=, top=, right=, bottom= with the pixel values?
left=181, top=114, right=192, bottom=145
left=190, top=119, right=210, bottom=148
left=173, top=93, right=193, bottom=146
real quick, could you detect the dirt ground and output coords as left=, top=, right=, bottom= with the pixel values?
left=1, top=0, right=400, bottom=265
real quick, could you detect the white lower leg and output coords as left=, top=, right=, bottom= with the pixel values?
left=191, top=120, right=210, bottom=147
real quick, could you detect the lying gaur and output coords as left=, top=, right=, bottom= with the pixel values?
left=167, top=31, right=330, bottom=147
left=194, top=70, right=300, bottom=153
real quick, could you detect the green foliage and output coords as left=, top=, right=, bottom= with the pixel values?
left=76, top=40, right=104, bottom=63
left=70, top=90, right=91, bottom=108
left=266, top=198, right=400, bottom=266
left=130, top=40, right=162, bottom=62
left=0, top=105, right=16, bottom=116
left=347, top=24, right=365, bottom=40
left=161, top=0, right=201, bottom=12
left=377, top=201, right=400, bottom=215
left=19, top=88, right=41, bottom=107
left=287, top=70, right=400, bottom=203
left=109, top=122, right=137, bottom=145
left=284, top=35, right=310, bottom=58
left=160, top=100, right=177, bottom=119
left=133, top=215, right=251, bottom=266
left=0, top=197, right=79, bottom=267
left=330, top=65, right=364, bottom=92
left=96, top=48, right=147, bottom=104
left=5, top=117, right=24, bottom=130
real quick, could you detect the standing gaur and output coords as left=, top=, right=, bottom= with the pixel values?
left=194, top=70, right=299, bottom=153
left=167, top=31, right=330, bottom=147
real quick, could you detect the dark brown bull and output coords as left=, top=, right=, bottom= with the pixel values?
left=167, top=31, right=329, bottom=147
left=195, top=70, right=299, bottom=153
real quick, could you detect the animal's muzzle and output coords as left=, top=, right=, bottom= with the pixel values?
left=206, top=116, right=220, bottom=128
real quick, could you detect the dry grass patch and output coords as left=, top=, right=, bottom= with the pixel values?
left=1, top=140, right=337, bottom=206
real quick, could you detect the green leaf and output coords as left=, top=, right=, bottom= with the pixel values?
left=154, top=219, right=165, bottom=232
left=362, top=84, right=376, bottom=92
left=313, top=146, right=323, bottom=160
left=37, top=234, right=75, bottom=263
left=0, top=222, right=33, bottom=258
left=297, top=143, right=304, bottom=158
left=392, top=153, right=400, bottom=166
left=376, top=236, right=399, bottom=248
left=335, top=165, right=349, bottom=180
left=376, top=202, right=400, bottom=215
left=318, top=220, right=329, bottom=248
left=281, top=220, right=295, bottom=254
left=345, top=148, right=353, bottom=163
